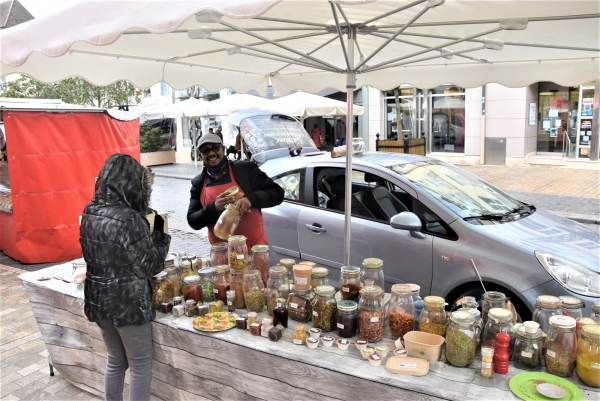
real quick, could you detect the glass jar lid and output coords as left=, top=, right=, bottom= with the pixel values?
left=352, top=137, right=364, bottom=142
left=244, top=269, right=260, bottom=278
left=423, top=296, right=446, bottom=308
left=581, top=325, right=600, bottom=341
left=488, top=307, right=513, bottom=322
left=262, top=318, right=273, bottom=325
left=224, top=203, right=240, bottom=214
left=362, top=282, right=384, bottom=297
left=461, top=296, right=479, bottom=309
left=362, top=258, right=383, bottom=269
left=516, top=325, right=542, bottom=339
left=482, top=291, right=507, bottom=301
left=228, top=235, right=247, bottom=243
left=212, top=265, right=230, bottom=274
left=164, top=266, right=178, bottom=274
left=268, top=265, right=287, bottom=276
left=231, top=269, right=245, bottom=277
left=450, top=310, right=475, bottom=324
left=577, top=317, right=598, bottom=328
left=548, top=315, right=576, bottom=329
left=340, top=265, right=361, bottom=275
left=276, top=297, right=286, bottom=305
left=251, top=244, right=270, bottom=253
left=299, top=261, right=316, bottom=267
left=593, top=301, right=600, bottom=314
left=295, top=324, right=305, bottom=331
left=183, top=275, right=200, bottom=284
left=153, top=271, right=167, bottom=281
left=337, top=300, right=358, bottom=311
left=293, top=264, right=312, bottom=273
left=535, top=295, right=561, bottom=308
left=315, top=285, right=336, bottom=297
left=198, top=268, right=215, bottom=278
left=248, top=311, right=257, bottom=318
left=279, top=258, right=296, bottom=268
left=406, top=283, right=420, bottom=294
left=211, top=242, right=228, bottom=250
left=311, top=267, right=329, bottom=278
left=559, top=296, right=583, bottom=309
left=391, top=284, right=412, bottom=296
left=224, top=186, right=239, bottom=196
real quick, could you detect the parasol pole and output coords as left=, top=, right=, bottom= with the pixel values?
left=343, top=28, right=356, bottom=266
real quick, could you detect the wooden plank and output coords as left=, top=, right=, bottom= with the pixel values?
left=52, top=362, right=105, bottom=394
left=29, top=301, right=90, bottom=334
left=177, top=369, right=260, bottom=401
left=150, top=373, right=180, bottom=401
left=38, top=322, right=93, bottom=351
left=22, top=281, right=85, bottom=317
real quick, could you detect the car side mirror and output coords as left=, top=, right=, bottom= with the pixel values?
left=390, top=212, right=426, bottom=239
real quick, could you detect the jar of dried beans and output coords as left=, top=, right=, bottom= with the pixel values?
left=576, top=324, right=600, bottom=387
left=312, top=285, right=337, bottom=332
left=545, top=315, right=577, bottom=377
left=482, top=308, right=514, bottom=358
left=445, top=311, right=478, bottom=367
left=242, top=269, right=265, bottom=312
left=339, top=265, right=361, bottom=301
left=250, top=244, right=270, bottom=284
left=210, top=242, right=229, bottom=267
left=388, top=284, right=415, bottom=340
left=228, top=235, right=248, bottom=270
left=358, top=280, right=385, bottom=343
left=419, top=296, right=447, bottom=336
left=266, top=265, right=290, bottom=316
left=214, top=204, right=241, bottom=240
left=212, top=265, right=230, bottom=303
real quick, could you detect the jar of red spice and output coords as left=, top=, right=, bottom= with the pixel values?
left=358, top=280, right=385, bottom=343
left=339, top=266, right=361, bottom=301
left=210, top=242, right=228, bottom=267
left=182, top=276, right=203, bottom=303
left=250, top=244, right=270, bottom=284
left=212, top=265, right=230, bottom=303
left=388, top=284, right=415, bottom=340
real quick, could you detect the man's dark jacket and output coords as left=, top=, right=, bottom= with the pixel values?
left=80, top=154, right=171, bottom=327
left=187, top=160, right=284, bottom=230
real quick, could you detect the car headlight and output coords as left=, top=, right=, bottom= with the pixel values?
left=535, top=251, right=599, bottom=298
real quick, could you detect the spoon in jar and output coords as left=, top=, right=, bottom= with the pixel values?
left=469, top=255, right=487, bottom=294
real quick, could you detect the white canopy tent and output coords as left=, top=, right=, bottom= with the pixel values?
left=272, top=91, right=364, bottom=118
left=142, top=97, right=209, bottom=120
left=2, top=0, right=598, bottom=264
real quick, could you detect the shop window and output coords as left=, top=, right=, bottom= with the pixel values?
left=431, top=86, right=465, bottom=153
left=160, top=82, right=170, bottom=96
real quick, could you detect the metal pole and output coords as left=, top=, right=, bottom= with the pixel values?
left=343, top=27, right=356, bottom=266
left=590, top=79, right=600, bottom=161
left=193, top=118, right=198, bottom=167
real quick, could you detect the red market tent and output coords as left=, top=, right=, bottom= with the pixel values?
left=0, top=99, right=140, bottom=263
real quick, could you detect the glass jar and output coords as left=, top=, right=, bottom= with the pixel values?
left=560, top=296, right=584, bottom=319
left=286, top=288, right=314, bottom=323
left=545, top=315, right=577, bottom=377
left=482, top=308, right=514, bottom=357
left=152, top=271, right=174, bottom=308
left=226, top=290, right=236, bottom=312
left=577, top=317, right=598, bottom=340
left=213, top=265, right=230, bottom=303
left=242, top=269, right=265, bottom=312
left=184, top=299, right=197, bottom=317
left=337, top=300, right=358, bottom=338
left=179, top=254, right=197, bottom=288
left=261, top=318, right=273, bottom=337
left=292, top=324, right=307, bottom=345
left=273, top=298, right=289, bottom=328
left=388, top=284, right=415, bottom=340
left=311, top=267, right=330, bottom=292
left=459, top=296, right=483, bottom=345
left=228, top=235, right=249, bottom=270
left=313, top=285, right=337, bottom=332
left=293, top=264, right=312, bottom=291
left=358, top=280, right=385, bottom=342
left=592, top=301, right=600, bottom=323
left=198, top=256, right=211, bottom=269
left=214, top=203, right=241, bottom=240
left=166, top=252, right=181, bottom=268
left=278, top=258, right=296, bottom=285
left=339, top=266, right=361, bottom=301
left=480, top=291, right=508, bottom=327
left=250, top=244, right=270, bottom=284
left=198, top=268, right=215, bottom=302
left=360, top=258, right=385, bottom=290
left=576, top=324, right=600, bottom=387
left=532, top=295, right=562, bottom=335
left=513, top=324, right=543, bottom=371
left=182, top=275, right=203, bottom=303
left=446, top=311, right=479, bottom=367
left=224, top=185, right=245, bottom=201
left=352, top=137, right=365, bottom=155
left=230, top=269, right=246, bottom=309
left=71, top=258, right=87, bottom=281
left=419, top=296, right=447, bottom=336
left=210, top=242, right=229, bottom=267
left=247, top=311, right=258, bottom=326
left=209, top=300, right=223, bottom=313
left=266, top=265, right=290, bottom=316
left=164, top=266, right=181, bottom=297
left=407, top=283, right=423, bottom=331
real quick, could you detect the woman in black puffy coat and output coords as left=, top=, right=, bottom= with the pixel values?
left=80, top=154, right=170, bottom=401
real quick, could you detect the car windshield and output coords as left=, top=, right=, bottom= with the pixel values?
left=240, top=115, right=316, bottom=155
left=387, top=160, right=524, bottom=218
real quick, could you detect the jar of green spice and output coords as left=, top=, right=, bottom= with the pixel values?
left=445, top=311, right=478, bottom=367
left=243, top=269, right=266, bottom=312
left=312, top=285, right=337, bottom=332
left=198, top=268, right=215, bottom=303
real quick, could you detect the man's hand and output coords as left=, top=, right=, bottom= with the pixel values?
left=154, top=214, right=164, bottom=232
left=234, top=197, right=252, bottom=214
left=214, top=192, right=235, bottom=212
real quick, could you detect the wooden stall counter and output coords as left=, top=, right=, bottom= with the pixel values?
left=19, top=264, right=600, bottom=401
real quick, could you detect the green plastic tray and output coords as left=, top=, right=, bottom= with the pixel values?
left=509, top=372, right=584, bottom=401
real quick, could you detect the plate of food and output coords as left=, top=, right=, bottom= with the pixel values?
left=509, top=372, right=583, bottom=401
left=192, top=312, right=238, bottom=332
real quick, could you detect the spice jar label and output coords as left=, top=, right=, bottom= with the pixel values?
left=337, top=323, right=344, bottom=329
left=482, top=362, right=492, bottom=368
left=296, top=277, right=308, bottom=285
left=218, top=219, right=223, bottom=225
left=591, top=362, right=600, bottom=369
left=370, top=316, right=379, bottom=322
left=214, top=289, right=219, bottom=293
left=313, top=311, right=318, bottom=317
left=547, top=350, right=556, bottom=358
left=342, top=287, right=349, bottom=292
left=236, top=254, right=245, bottom=259
left=290, top=302, right=298, bottom=309
left=293, top=339, right=302, bottom=344
left=372, top=355, right=380, bottom=360
left=399, top=363, right=416, bottom=368
left=227, top=301, right=232, bottom=306
left=521, top=351, right=533, bottom=358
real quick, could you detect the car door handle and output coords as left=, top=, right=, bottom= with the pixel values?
left=306, top=223, right=326, bottom=233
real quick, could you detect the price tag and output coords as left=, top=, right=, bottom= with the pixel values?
left=293, top=339, right=302, bottom=345
left=236, top=254, right=245, bottom=260
left=591, top=362, right=600, bottom=369
left=482, top=362, right=492, bottom=369
left=370, top=317, right=379, bottom=322
left=313, top=311, right=318, bottom=317
left=337, top=323, right=344, bottom=329
left=227, top=301, right=232, bottom=306
left=547, top=350, right=556, bottom=358
left=399, top=363, right=416, bottom=368
left=290, top=302, right=298, bottom=309
left=372, top=355, right=381, bottom=360
left=296, top=277, right=308, bottom=285
left=521, top=351, right=533, bottom=358
left=342, top=287, right=349, bottom=292
left=214, top=289, right=219, bottom=293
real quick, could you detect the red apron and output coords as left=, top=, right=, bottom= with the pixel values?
left=200, top=163, right=268, bottom=248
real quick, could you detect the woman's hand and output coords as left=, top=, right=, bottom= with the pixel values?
left=214, top=192, right=235, bottom=212
left=234, top=197, right=252, bottom=214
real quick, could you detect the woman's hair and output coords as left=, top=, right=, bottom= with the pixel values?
left=314, top=123, right=319, bottom=128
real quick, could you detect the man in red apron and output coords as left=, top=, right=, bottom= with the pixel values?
left=187, top=134, right=284, bottom=248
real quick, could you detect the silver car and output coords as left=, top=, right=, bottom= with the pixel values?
left=238, top=112, right=599, bottom=319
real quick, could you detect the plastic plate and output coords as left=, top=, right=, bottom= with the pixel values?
left=509, top=372, right=583, bottom=401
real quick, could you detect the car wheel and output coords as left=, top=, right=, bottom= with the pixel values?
left=448, top=284, right=531, bottom=322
